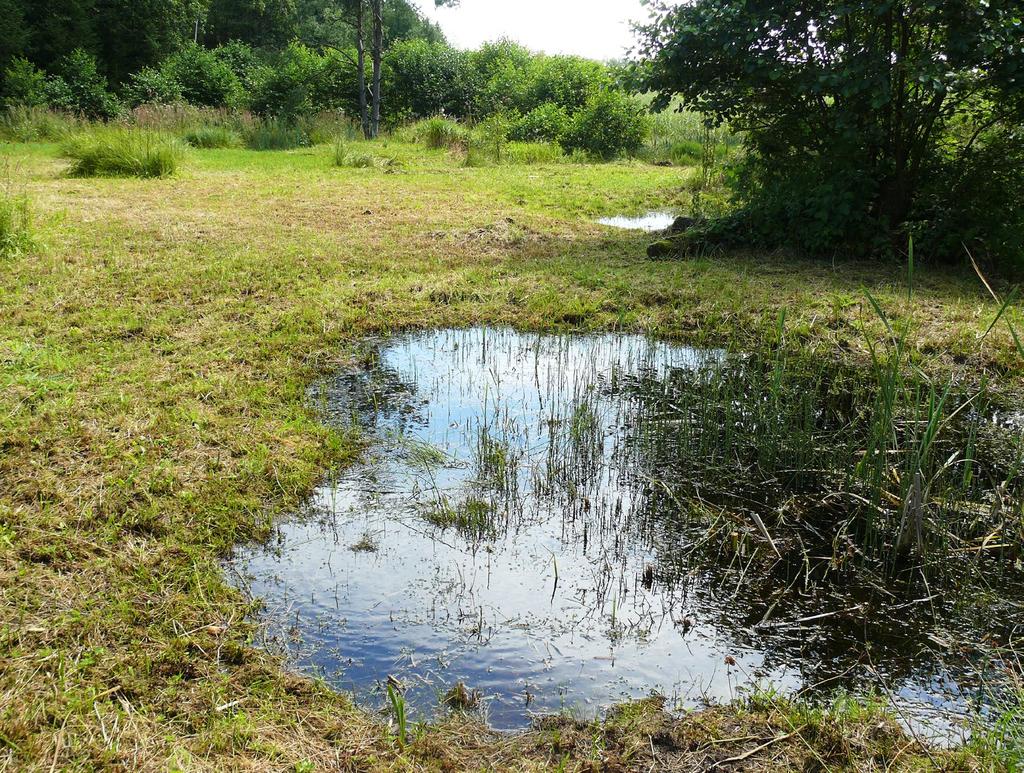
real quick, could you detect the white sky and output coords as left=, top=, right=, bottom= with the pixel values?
left=417, top=0, right=651, bottom=62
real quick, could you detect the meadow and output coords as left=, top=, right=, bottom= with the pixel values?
left=1, top=131, right=1022, bottom=771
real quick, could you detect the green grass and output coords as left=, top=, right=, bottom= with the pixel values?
left=0, top=105, right=82, bottom=143
left=411, top=116, right=469, bottom=150
left=183, top=125, right=243, bottom=149
left=0, top=137, right=1020, bottom=770
left=60, top=127, right=185, bottom=178
left=0, top=186, right=33, bottom=259
left=331, top=139, right=394, bottom=169
left=244, top=119, right=309, bottom=151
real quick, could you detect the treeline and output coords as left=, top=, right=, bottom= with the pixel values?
left=0, top=2, right=648, bottom=157
left=1, top=0, right=442, bottom=85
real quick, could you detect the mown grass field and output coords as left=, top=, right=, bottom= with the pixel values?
left=1, top=139, right=1021, bottom=771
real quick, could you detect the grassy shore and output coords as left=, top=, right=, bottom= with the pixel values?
left=0, top=139, right=1020, bottom=770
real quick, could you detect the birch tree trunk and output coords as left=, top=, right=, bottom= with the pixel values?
left=369, top=0, right=383, bottom=139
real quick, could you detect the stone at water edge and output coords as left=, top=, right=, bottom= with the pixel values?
left=646, top=232, right=697, bottom=259
left=671, top=216, right=698, bottom=234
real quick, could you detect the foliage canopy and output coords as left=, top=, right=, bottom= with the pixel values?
left=640, top=0, right=1024, bottom=270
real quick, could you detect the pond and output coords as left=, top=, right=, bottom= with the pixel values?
left=228, top=328, right=1022, bottom=737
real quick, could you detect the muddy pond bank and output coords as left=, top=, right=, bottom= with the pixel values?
left=228, top=327, right=1023, bottom=738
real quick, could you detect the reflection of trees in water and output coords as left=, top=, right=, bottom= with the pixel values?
left=313, top=354, right=428, bottom=437
left=310, top=338, right=1022, bottom=698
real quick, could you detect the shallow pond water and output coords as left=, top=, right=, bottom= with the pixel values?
left=597, top=211, right=676, bottom=231
left=230, top=328, right=1020, bottom=736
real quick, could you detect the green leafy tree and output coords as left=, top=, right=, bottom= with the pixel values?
left=639, top=0, right=1024, bottom=266
left=0, top=0, right=29, bottom=72
left=161, top=44, right=243, bottom=107
left=93, top=0, right=210, bottom=84
left=46, top=48, right=122, bottom=118
left=204, top=0, right=299, bottom=48
left=2, top=58, right=48, bottom=107
left=23, top=0, right=98, bottom=71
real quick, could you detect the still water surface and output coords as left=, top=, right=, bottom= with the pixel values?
left=229, top=328, right=1011, bottom=735
left=597, top=211, right=677, bottom=231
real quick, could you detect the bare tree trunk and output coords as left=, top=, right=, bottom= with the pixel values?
left=355, top=1, right=369, bottom=138
left=370, top=0, right=383, bottom=139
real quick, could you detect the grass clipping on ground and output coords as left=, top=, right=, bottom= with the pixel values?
left=0, top=139, right=1019, bottom=770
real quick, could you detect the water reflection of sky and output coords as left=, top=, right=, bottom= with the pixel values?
left=597, top=211, right=677, bottom=231
left=229, top=328, right=1004, bottom=738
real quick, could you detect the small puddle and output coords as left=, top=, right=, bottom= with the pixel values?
left=597, top=211, right=676, bottom=231
left=230, top=328, right=1021, bottom=737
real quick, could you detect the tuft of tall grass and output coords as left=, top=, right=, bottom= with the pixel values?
left=641, top=108, right=741, bottom=167
left=0, top=106, right=81, bottom=143
left=244, top=119, right=309, bottom=151
left=0, top=186, right=34, bottom=260
left=331, top=140, right=396, bottom=169
left=504, top=141, right=566, bottom=165
left=61, top=128, right=185, bottom=178
left=417, top=116, right=468, bottom=150
left=300, top=110, right=360, bottom=146
left=183, top=125, right=242, bottom=149
left=333, top=140, right=371, bottom=168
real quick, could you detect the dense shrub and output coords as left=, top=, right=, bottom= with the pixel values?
left=309, top=49, right=358, bottom=115
left=62, top=128, right=185, bottom=177
left=162, top=45, right=242, bottom=108
left=123, top=67, right=183, bottom=107
left=46, top=50, right=121, bottom=119
left=248, top=45, right=318, bottom=120
left=527, top=55, right=609, bottom=112
left=562, top=91, right=650, bottom=159
left=640, top=0, right=1024, bottom=273
left=474, top=53, right=533, bottom=116
left=384, top=40, right=477, bottom=120
left=1, top=57, right=47, bottom=107
left=212, top=41, right=263, bottom=91
left=911, top=126, right=1024, bottom=275
left=509, top=104, right=570, bottom=144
